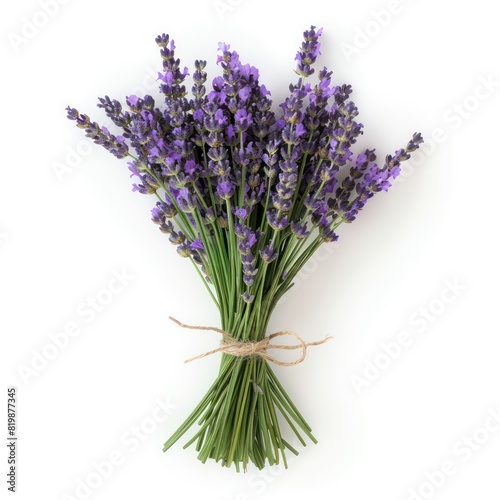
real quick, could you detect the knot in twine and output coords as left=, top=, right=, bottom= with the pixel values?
left=169, top=316, right=333, bottom=367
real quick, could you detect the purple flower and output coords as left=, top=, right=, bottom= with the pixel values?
left=266, top=211, right=288, bottom=231
left=241, top=292, right=255, bottom=304
left=218, top=42, right=230, bottom=53
left=177, top=244, right=191, bottom=258
left=294, top=26, right=323, bottom=78
left=232, top=207, right=249, bottom=220
left=151, top=200, right=177, bottom=224
left=225, top=124, right=237, bottom=142
left=127, top=94, right=140, bottom=107
left=193, top=108, right=204, bottom=122
left=260, top=243, right=278, bottom=263
left=260, top=84, right=271, bottom=96
left=67, top=106, right=129, bottom=159
left=159, top=221, right=174, bottom=234
left=235, top=108, right=252, bottom=132
left=239, top=63, right=259, bottom=82
left=291, top=221, right=310, bottom=239
left=235, top=223, right=258, bottom=251
left=319, top=225, right=339, bottom=243
left=216, top=179, right=235, bottom=199
left=156, top=36, right=189, bottom=100
left=238, top=86, right=251, bottom=102
left=68, top=26, right=423, bottom=306
left=243, top=274, right=254, bottom=286
left=184, top=159, right=201, bottom=177
left=190, top=239, right=205, bottom=252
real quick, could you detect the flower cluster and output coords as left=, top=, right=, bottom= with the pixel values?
left=67, top=26, right=423, bottom=471
left=67, top=26, right=422, bottom=317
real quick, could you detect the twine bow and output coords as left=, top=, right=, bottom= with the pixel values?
left=168, top=316, right=333, bottom=367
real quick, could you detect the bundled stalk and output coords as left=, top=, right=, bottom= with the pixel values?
left=67, top=26, right=422, bottom=471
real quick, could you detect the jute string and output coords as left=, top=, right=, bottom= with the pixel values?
left=169, top=316, right=333, bottom=367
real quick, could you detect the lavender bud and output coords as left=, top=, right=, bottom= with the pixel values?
left=242, top=292, right=255, bottom=304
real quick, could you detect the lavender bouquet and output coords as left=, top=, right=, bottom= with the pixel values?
left=67, top=26, right=422, bottom=471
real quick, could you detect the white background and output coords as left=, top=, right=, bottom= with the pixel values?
left=1, top=1, right=500, bottom=499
